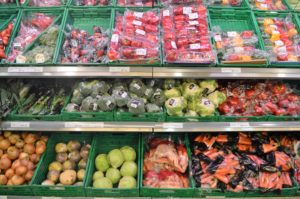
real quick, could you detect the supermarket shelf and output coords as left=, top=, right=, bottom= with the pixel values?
left=1, top=67, right=300, bottom=79
left=2, top=121, right=300, bottom=132
left=0, top=67, right=153, bottom=78
left=153, top=67, right=300, bottom=79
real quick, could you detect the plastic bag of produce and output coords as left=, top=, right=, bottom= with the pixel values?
left=80, top=96, right=97, bottom=112
left=73, top=0, right=110, bottom=5
left=97, top=95, right=116, bottom=112
left=127, top=97, right=145, bottom=115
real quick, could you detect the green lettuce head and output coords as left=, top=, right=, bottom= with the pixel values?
left=196, top=98, right=215, bottom=117
left=199, top=80, right=218, bottom=94
left=164, top=87, right=181, bottom=99
left=207, top=91, right=226, bottom=106
left=165, top=97, right=187, bottom=116
left=182, top=82, right=202, bottom=100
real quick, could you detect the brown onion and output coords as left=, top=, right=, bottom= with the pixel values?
left=11, top=175, right=25, bottom=185
left=0, top=175, right=8, bottom=185
left=16, top=165, right=27, bottom=176
left=24, top=134, right=37, bottom=144
left=15, top=139, right=25, bottom=149
left=8, top=134, right=20, bottom=144
left=0, top=149, right=3, bottom=158
left=0, top=157, right=12, bottom=170
left=36, top=144, right=46, bottom=155
left=7, top=179, right=13, bottom=185
left=7, top=146, right=20, bottom=160
left=24, top=144, right=35, bottom=155
left=20, top=158, right=29, bottom=167
left=0, top=139, right=11, bottom=150
left=0, top=135, right=4, bottom=140
left=19, top=152, right=29, bottom=160
left=40, top=136, right=48, bottom=143
left=27, top=161, right=35, bottom=170
left=5, top=168, right=14, bottom=179
left=4, top=131, right=12, bottom=138
left=24, top=170, right=34, bottom=181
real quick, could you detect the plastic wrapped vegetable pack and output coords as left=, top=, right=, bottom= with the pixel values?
left=249, top=0, right=287, bottom=10
left=163, top=79, right=225, bottom=118
left=0, top=22, right=14, bottom=60
left=191, top=132, right=295, bottom=192
left=162, top=5, right=215, bottom=64
left=28, top=0, right=63, bottom=6
left=161, top=0, right=203, bottom=5
left=206, top=0, right=243, bottom=7
left=6, top=13, right=54, bottom=63
left=73, top=0, right=110, bottom=5
left=61, top=25, right=109, bottom=64
left=108, top=9, right=160, bottom=64
left=218, top=80, right=300, bottom=117
left=212, top=27, right=268, bottom=64
left=20, top=26, right=59, bottom=64
left=143, top=135, right=189, bottom=188
left=257, top=16, right=300, bottom=62
left=118, top=0, right=156, bottom=6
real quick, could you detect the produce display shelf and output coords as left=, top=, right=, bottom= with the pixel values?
left=2, top=121, right=300, bottom=132
left=1, top=67, right=300, bottom=79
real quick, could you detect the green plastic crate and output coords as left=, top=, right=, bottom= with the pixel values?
left=55, top=8, right=113, bottom=65
left=140, top=133, right=195, bottom=198
left=0, top=0, right=20, bottom=8
left=208, top=9, right=268, bottom=67
left=69, top=0, right=115, bottom=7
left=31, top=133, right=94, bottom=197
left=0, top=132, right=51, bottom=196
left=23, top=0, right=70, bottom=7
left=61, top=95, right=114, bottom=121
left=8, top=94, right=69, bottom=121
left=268, top=115, right=300, bottom=121
left=85, top=133, right=140, bottom=197
left=255, top=12, right=300, bottom=68
left=219, top=115, right=269, bottom=122
left=115, top=0, right=161, bottom=8
left=205, top=0, right=250, bottom=9
left=108, top=8, right=162, bottom=66
left=3, top=8, right=66, bottom=66
left=166, top=112, right=219, bottom=122
left=248, top=0, right=291, bottom=11
left=287, top=0, right=300, bottom=11
left=114, top=109, right=166, bottom=122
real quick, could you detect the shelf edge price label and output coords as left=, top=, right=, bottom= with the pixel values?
left=230, top=122, right=250, bottom=128
left=109, top=67, right=130, bottom=73
left=65, top=122, right=104, bottom=128
left=163, top=123, right=183, bottom=129
left=221, top=68, right=241, bottom=73
left=8, top=67, right=43, bottom=73
left=10, top=122, right=30, bottom=128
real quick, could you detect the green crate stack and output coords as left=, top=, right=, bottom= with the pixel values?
left=85, top=133, right=141, bottom=197
left=31, top=133, right=94, bottom=196
left=0, top=133, right=51, bottom=196
left=208, top=9, right=268, bottom=67
left=54, top=7, right=113, bottom=65
left=254, top=12, right=300, bottom=68
left=140, top=133, right=195, bottom=198
left=61, top=95, right=114, bottom=121
left=3, top=8, right=66, bottom=66
left=108, top=7, right=162, bottom=66
left=8, top=94, right=69, bottom=121
left=205, top=0, right=250, bottom=9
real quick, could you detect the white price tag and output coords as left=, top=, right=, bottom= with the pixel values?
left=135, top=48, right=147, bottom=55
left=134, top=11, right=143, bottom=18
left=227, top=31, right=237, bottom=37
left=131, top=103, right=138, bottom=108
left=135, top=29, right=146, bottom=35
left=214, top=35, right=222, bottom=42
left=171, top=41, right=177, bottom=49
left=230, top=122, right=250, bottom=127
left=109, top=67, right=130, bottom=72
left=163, top=10, right=170, bottom=17
left=275, top=40, right=284, bottom=46
left=221, top=68, right=242, bottom=73
left=13, top=43, right=21, bottom=48
left=183, top=7, right=192, bottom=14
left=64, top=122, right=104, bottom=128
left=190, top=43, right=201, bottom=50
left=278, top=46, right=287, bottom=53
left=111, top=34, right=119, bottom=43
left=189, top=20, right=199, bottom=25
left=163, top=123, right=183, bottom=129
left=133, top=20, right=142, bottom=26
left=11, top=122, right=30, bottom=128
left=8, top=67, right=43, bottom=73
left=189, top=13, right=198, bottom=19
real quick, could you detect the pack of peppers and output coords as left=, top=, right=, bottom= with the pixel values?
left=218, top=80, right=300, bottom=117
left=206, top=0, right=243, bottom=7
left=61, top=25, right=109, bottom=64
left=5, top=13, right=55, bottom=63
left=0, top=22, right=14, bottom=60
left=28, top=0, right=64, bottom=6
left=73, top=0, right=110, bottom=6
left=108, top=9, right=160, bottom=64
left=117, top=0, right=156, bottom=6
left=191, top=132, right=296, bottom=192
left=212, top=27, right=268, bottom=64
left=249, top=0, right=287, bottom=10
left=161, top=5, right=215, bottom=64
left=257, top=16, right=300, bottom=63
